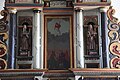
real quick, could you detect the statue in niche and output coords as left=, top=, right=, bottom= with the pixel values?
left=87, top=23, right=98, bottom=55
left=19, top=22, right=30, bottom=56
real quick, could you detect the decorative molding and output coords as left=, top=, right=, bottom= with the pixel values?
left=8, top=8, right=17, bottom=14
left=6, top=3, right=43, bottom=8
left=0, top=72, right=43, bottom=77
left=0, top=69, right=45, bottom=77
left=2, top=69, right=120, bottom=77
left=84, top=16, right=98, bottom=25
left=33, top=8, right=41, bottom=13
left=50, top=1, right=66, bottom=7
left=100, top=7, right=108, bottom=12
left=44, top=0, right=72, bottom=7
left=15, top=0, right=34, bottom=4
left=18, top=16, right=33, bottom=26
left=44, top=70, right=74, bottom=78
left=70, top=68, right=120, bottom=76
left=73, top=2, right=111, bottom=6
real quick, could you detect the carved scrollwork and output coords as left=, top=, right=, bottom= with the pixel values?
left=0, top=33, right=8, bottom=42
left=108, top=31, right=119, bottom=41
left=0, top=24, right=8, bottom=33
left=107, top=6, right=120, bottom=24
left=0, top=43, right=7, bottom=57
left=0, top=8, right=9, bottom=69
left=111, top=57, right=120, bottom=68
left=0, top=8, right=9, bottom=33
left=110, top=42, right=120, bottom=57
left=0, top=58, right=7, bottom=69
left=107, top=6, right=120, bottom=68
left=108, top=23, right=120, bottom=31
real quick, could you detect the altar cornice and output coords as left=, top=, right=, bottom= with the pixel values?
left=5, top=3, right=43, bottom=11
left=69, top=68, right=120, bottom=77
left=73, top=2, right=111, bottom=6
left=0, top=69, right=47, bottom=78
left=73, top=2, right=111, bottom=10
left=1, top=69, right=120, bottom=78
left=44, top=70, right=74, bottom=78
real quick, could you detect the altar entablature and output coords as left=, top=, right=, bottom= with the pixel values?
left=76, top=0, right=110, bottom=3
left=43, top=0, right=73, bottom=7
left=73, top=0, right=111, bottom=10
left=5, top=0, right=43, bottom=11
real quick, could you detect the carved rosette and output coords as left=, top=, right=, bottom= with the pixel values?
left=0, top=8, right=9, bottom=69
left=107, top=6, right=120, bottom=68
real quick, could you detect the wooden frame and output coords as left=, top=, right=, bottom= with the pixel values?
left=44, top=15, right=73, bottom=70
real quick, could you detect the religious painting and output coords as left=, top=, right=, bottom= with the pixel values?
left=18, top=16, right=32, bottom=56
left=84, top=16, right=99, bottom=56
left=45, top=15, right=73, bottom=70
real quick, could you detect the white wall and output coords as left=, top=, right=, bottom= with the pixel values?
left=0, top=0, right=5, bottom=18
left=111, top=0, right=120, bottom=22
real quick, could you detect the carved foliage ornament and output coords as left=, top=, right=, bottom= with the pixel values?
left=0, top=8, right=9, bottom=69
left=18, top=16, right=33, bottom=26
left=107, top=6, right=120, bottom=68
left=84, top=16, right=98, bottom=25
left=44, top=0, right=73, bottom=7
left=0, top=8, right=9, bottom=33
left=0, top=58, right=7, bottom=69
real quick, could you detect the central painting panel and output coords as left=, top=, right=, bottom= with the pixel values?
left=45, top=15, right=72, bottom=70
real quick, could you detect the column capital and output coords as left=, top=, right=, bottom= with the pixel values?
left=100, top=7, right=108, bottom=12
left=8, top=8, right=17, bottom=14
left=74, top=7, right=83, bottom=12
left=33, top=8, right=41, bottom=13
